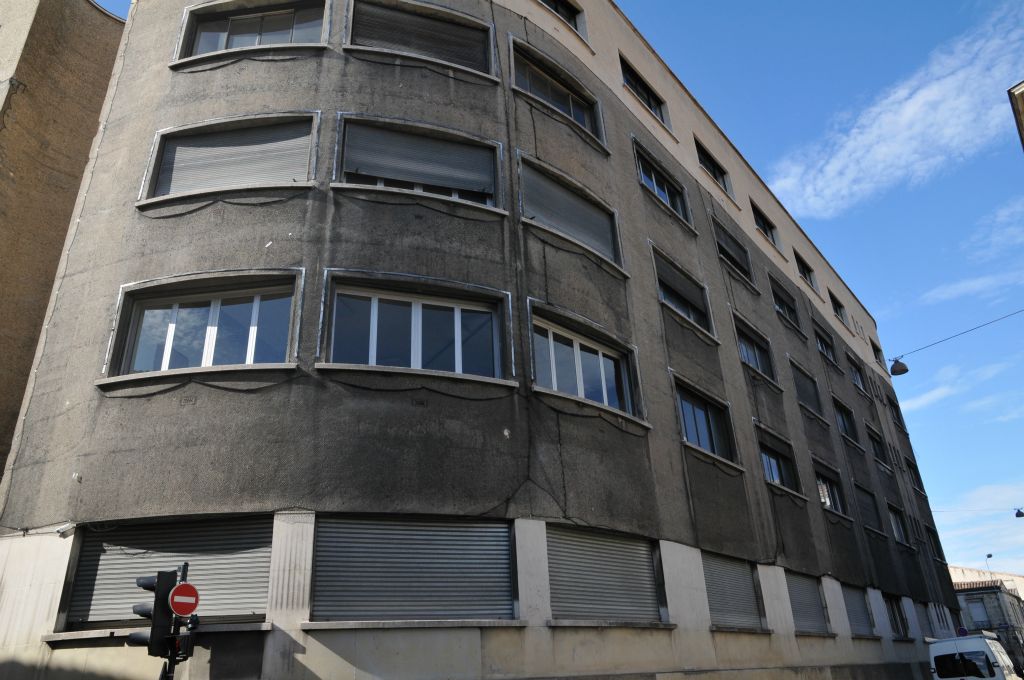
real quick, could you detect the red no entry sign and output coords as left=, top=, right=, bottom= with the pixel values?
left=168, top=582, right=200, bottom=617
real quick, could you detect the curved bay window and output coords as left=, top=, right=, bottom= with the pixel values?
left=531, top=319, right=632, bottom=413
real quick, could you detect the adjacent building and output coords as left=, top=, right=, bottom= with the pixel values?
left=0, top=1, right=957, bottom=678
left=1010, top=80, right=1024, bottom=151
left=955, top=579, right=1024, bottom=674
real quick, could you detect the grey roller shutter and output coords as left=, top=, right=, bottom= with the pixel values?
left=786, top=572, right=829, bottom=634
left=702, top=552, right=762, bottom=629
left=351, top=1, right=489, bottom=73
left=855, top=486, right=882, bottom=529
left=155, top=120, right=311, bottom=197
left=311, top=517, right=513, bottom=620
left=843, top=585, right=873, bottom=636
left=521, top=164, right=618, bottom=263
left=68, top=516, right=273, bottom=627
left=792, top=367, right=822, bottom=413
left=713, top=222, right=751, bottom=275
left=343, top=123, right=495, bottom=194
left=916, top=601, right=933, bottom=638
left=546, top=525, right=661, bottom=622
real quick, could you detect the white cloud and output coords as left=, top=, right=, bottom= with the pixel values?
left=900, top=361, right=1012, bottom=413
left=934, top=480, right=1024, bottom=569
left=770, top=3, right=1024, bottom=219
left=965, top=196, right=1024, bottom=262
left=920, top=269, right=1024, bottom=303
left=901, top=385, right=958, bottom=411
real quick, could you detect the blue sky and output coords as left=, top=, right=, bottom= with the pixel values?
left=98, top=1, right=1024, bottom=573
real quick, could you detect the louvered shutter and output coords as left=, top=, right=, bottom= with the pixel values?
left=786, top=572, right=829, bottom=633
left=916, top=601, right=933, bottom=638
left=311, top=517, right=513, bottom=620
left=843, top=585, right=874, bottom=636
left=793, top=368, right=821, bottom=412
left=702, top=552, right=762, bottom=629
left=343, top=123, right=495, bottom=194
left=68, top=517, right=273, bottom=626
left=546, top=526, right=661, bottom=622
left=855, top=487, right=882, bottom=529
left=155, top=120, right=311, bottom=197
left=521, top=164, right=618, bottom=263
left=350, top=1, right=489, bottom=73
left=713, top=222, right=751, bottom=274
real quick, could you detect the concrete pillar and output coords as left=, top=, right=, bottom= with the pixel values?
left=513, top=518, right=551, bottom=624
left=260, top=510, right=316, bottom=680
left=866, top=587, right=895, bottom=657
left=821, top=576, right=850, bottom=637
left=659, top=540, right=716, bottom=667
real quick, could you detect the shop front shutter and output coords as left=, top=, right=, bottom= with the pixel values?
left=155, top=120, right=311, bottom=197
left=702, top=552, right=762, bottom=629
left=521, top=164, right=617, bottom=263
left=786, top=571, right=829, bottom=633
left=68, top=516, right=273, bottom=627
left=916, top=601, right=934, bottom=638
left=350, top=1, right=489, bottom=73
left=311, top=517, right=513, bottom=620
left=546, top=525, right=661, bottom=622
left=843, top=585, right=874, bottom=636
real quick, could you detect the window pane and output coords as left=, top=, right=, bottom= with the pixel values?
left=552, top=333, right=577, bottom=395
left=580, top=345, right=603, bottom=403
left=332, top=294, right=371, bottom=364
left=422, top=304, right=455, bottom=373
left=292, top=7, right=324, bottom=42
left=212, top=296, right=254, bottom=366
left=680, top=399, right=699, bottom=445
left=533, top=326, right=552, bottom=388
left=226, top=16, right=260, bottom=48
left=692, top=401, right=712, bottom=449
left=460, top=309, right=495, bottom=377
left=603, top=354, right=625, bottom=411
left=376, top=299, right=412, bottom=367
left=131, top=306, right=173, bottom=373
left=259, top=12, right=293, bottom=45
left=253, top=293, right=291, bottom=363
left=168, top=302, right=211, bottom=369
left=192, top=19, right=227, bottom=55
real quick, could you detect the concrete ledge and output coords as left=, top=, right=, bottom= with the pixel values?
left=795, top=630, right=838, bottom=638
left=95, top=363, right=300, bottom=388
left=314, top=363, right=519, bottom=389
left=851, top=633, right=883, bottom=641
left=135, top=182, right=316, bottom=208
left=43, top=622, right=271, bottom=644
left=170, top=44, right=328, bottom=69
left=710, top=625, right=773, bottom=635
left=547, top=619, right=676, bottom=630
left=300, top=620, right=528, bottom=630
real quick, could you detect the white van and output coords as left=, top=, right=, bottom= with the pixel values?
left=929, top=632, right=1022, bottom=679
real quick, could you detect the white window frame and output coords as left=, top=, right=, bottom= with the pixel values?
left=531, top=318, right=631, bottom=412
left=634, top=145, right=691, bottom=223
left=510, top=41, right=602, bottom=142
left=329, top=287, right=500, bottom=377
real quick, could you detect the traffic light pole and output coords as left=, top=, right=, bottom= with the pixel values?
left=129, top=561, right=200, bottom=680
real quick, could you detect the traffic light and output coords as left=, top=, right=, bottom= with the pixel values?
left=127, top=569, right=177, bottom=657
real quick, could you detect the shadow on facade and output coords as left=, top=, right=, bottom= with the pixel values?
left=0, top=661, right=128, bottom=680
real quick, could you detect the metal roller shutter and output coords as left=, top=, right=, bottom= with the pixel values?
left=311, top=517, right=513, bottom=621
left=546, top=525, right=661, bottom=622
left=843, top=585, right=874, bottom=636
left=702, top=552, right=762, bottom=629
left=521, top=164, right=618, bottom=263
left=343, top=123, right=495, bottom=194
left=155, top=120, right=311, bottom=197
left=68, top=516, right=273, bottom=627
left=916, top=601, right=933, bottom=638
left=786, top=571, right=829, bottom=634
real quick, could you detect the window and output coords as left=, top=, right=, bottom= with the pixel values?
left=655, top=253, right=710, bottom=332
left=829, top=290, right=848, bottom=325
left=521, top=163, right=618, bottom=263
left=887, top=395, right=906, bottom=430
left=186, top=3, right=324, bottom=57
left=751, top=203, right=779, bottom=246
left=927, top=528, right=946, bottom=561
left=885, top=595, right=909, bottom=638
left=888, top=505, right=909, bottom=544
left=330, top=288, right=498, bottom=378
left=907, top=458, right=925, bottom=490
left=547, top=526, right=663, bottom=622
left=150, top=118, right=312, bottom=198
left=532, top=320, right=631, bottom=413
left=967, top=599, right=990, bottom=629
left=786, top=571, right=829, bottom=634
left=635, top=147, right=689, bottom=220
left=702, top=552, right=764, bottom=630
left=868, top=429, right=889, bottom=465
left=771, top=279, right=799, bottom=327
left=620, top=57, right=666, bottom=124
left=915, top=601, right=933, bottom=638
left=833, top=399, right=858, bottom=442
left=537, top=0, right=581, bottom=31
left=814, top=326, right=836, bottom=363
left=761, top=444, right=798, bottom=491
left=514, top=48, right=598, bottom=137
left=815, top=471, right=845, bottom=514
left=342, top=121, right=496, bottom=205
left=714, top=220, right=752, bottom=281
left=349, top=0, right=490, bottom=74
left=695, top=139, right=731, bottom=194
left=843, top=585, right=874, bottom=636
left=794, top=251, right=818, bottom=291
left=848, top=354, right=866, bottom=391
left=871, top=339, right=885, bottom=366
left=677, top=385, right=733, bottom=460
left=855, top=485, right=882, bottom=530
left=791, top=363, right=822, bottom=414
left=737, top=324, right=774, bottom=379
left=123, top=284, right=293, bottom=375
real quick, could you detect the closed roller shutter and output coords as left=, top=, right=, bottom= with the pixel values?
left=713, top=222, right=751, bottom=275
left=350, top=1, right=489, bottom=73
left=702, top=552, right=762, bottom=629
left=786, top=571, right=829, bottom=634
left=916, top=601, right=933, bottom=638
left=843, top=585, right=874, bottom=636
left=343, top=123, right=495, bottom=194
left=547, top=525, right=661, bottom=622
left=68, top=516, right=273, bottom=627
left=155, top=120, right=311, bottom=197
left=521, top=164, right=618, bottom=263
left=312, top=517, right=513, bottom=620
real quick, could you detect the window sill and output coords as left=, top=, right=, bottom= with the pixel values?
left=511, top=87, right=609, bottom=156
left=547, top=619, right=675, bottom=629
left=43, top=622, right=271, bottom=644
left=864, top=526, right=889, bottom=540
left=840, top=434, right=865, bottom=453
left=301, top=620, right=527, bottom=630
left=621, top=84, right=677, bottom=142
left=718, top=255, right=760, bottom=295
left=314, top=363, right=518, bottom=389
left=776, top=310, right=807, bottom=340
left=523, top=218, right=629, bottom=279
left=799, top=276, right=825, bottom=302
left=851, top=633, right=882, bottom=641
left=797, top=402, right=829, bottom=427
left=659, top=300, right=719, bottom=346
left=854, top=384, right=872, bottom=401
left=170, top=43, right=328, bottom=69
left=766, top=480, right=809, bottom=503
left=532, top=3, right=595, bottom=55
left=698, top=165, right=740, bottom=211
left=710, top=625, right=773, bottom=635
left=331, top=183, right=508, bottom=217
left=823, top=506, right=855, bottom=524
left=875, top=460, right=894, bottom=475
left=684, top=441, right=745, bottom=473
left=341, top=44, right=500, bottom=83
left=756, top=228, right=788, bottom=262
left=892, top=636, right=916, bottom=643
left=638, top=182, right=698, bottom=237
left=795, top=630, right=837, bottom=638
left=95, top=363, right=299, bottom=389
left=136, top=182, right=316, bottom=209
left=820, top=353, right=844, bottom=374
left=531, top=385, right=651, bottom=430
left=742, top=363, right=783, bottom=393
left=912, top=486, right=927, bottom=498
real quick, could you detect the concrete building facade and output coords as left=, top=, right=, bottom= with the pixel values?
left=0, top=1, right=956, bottom=678
left=0, top=0, right=123, bottom=471
left=955, top=579, right=1024, bottom=675
left=1011, top=80, right=1024, bottom=151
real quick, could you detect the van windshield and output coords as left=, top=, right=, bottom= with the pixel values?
left=934, top=651, right=994, bottom=678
